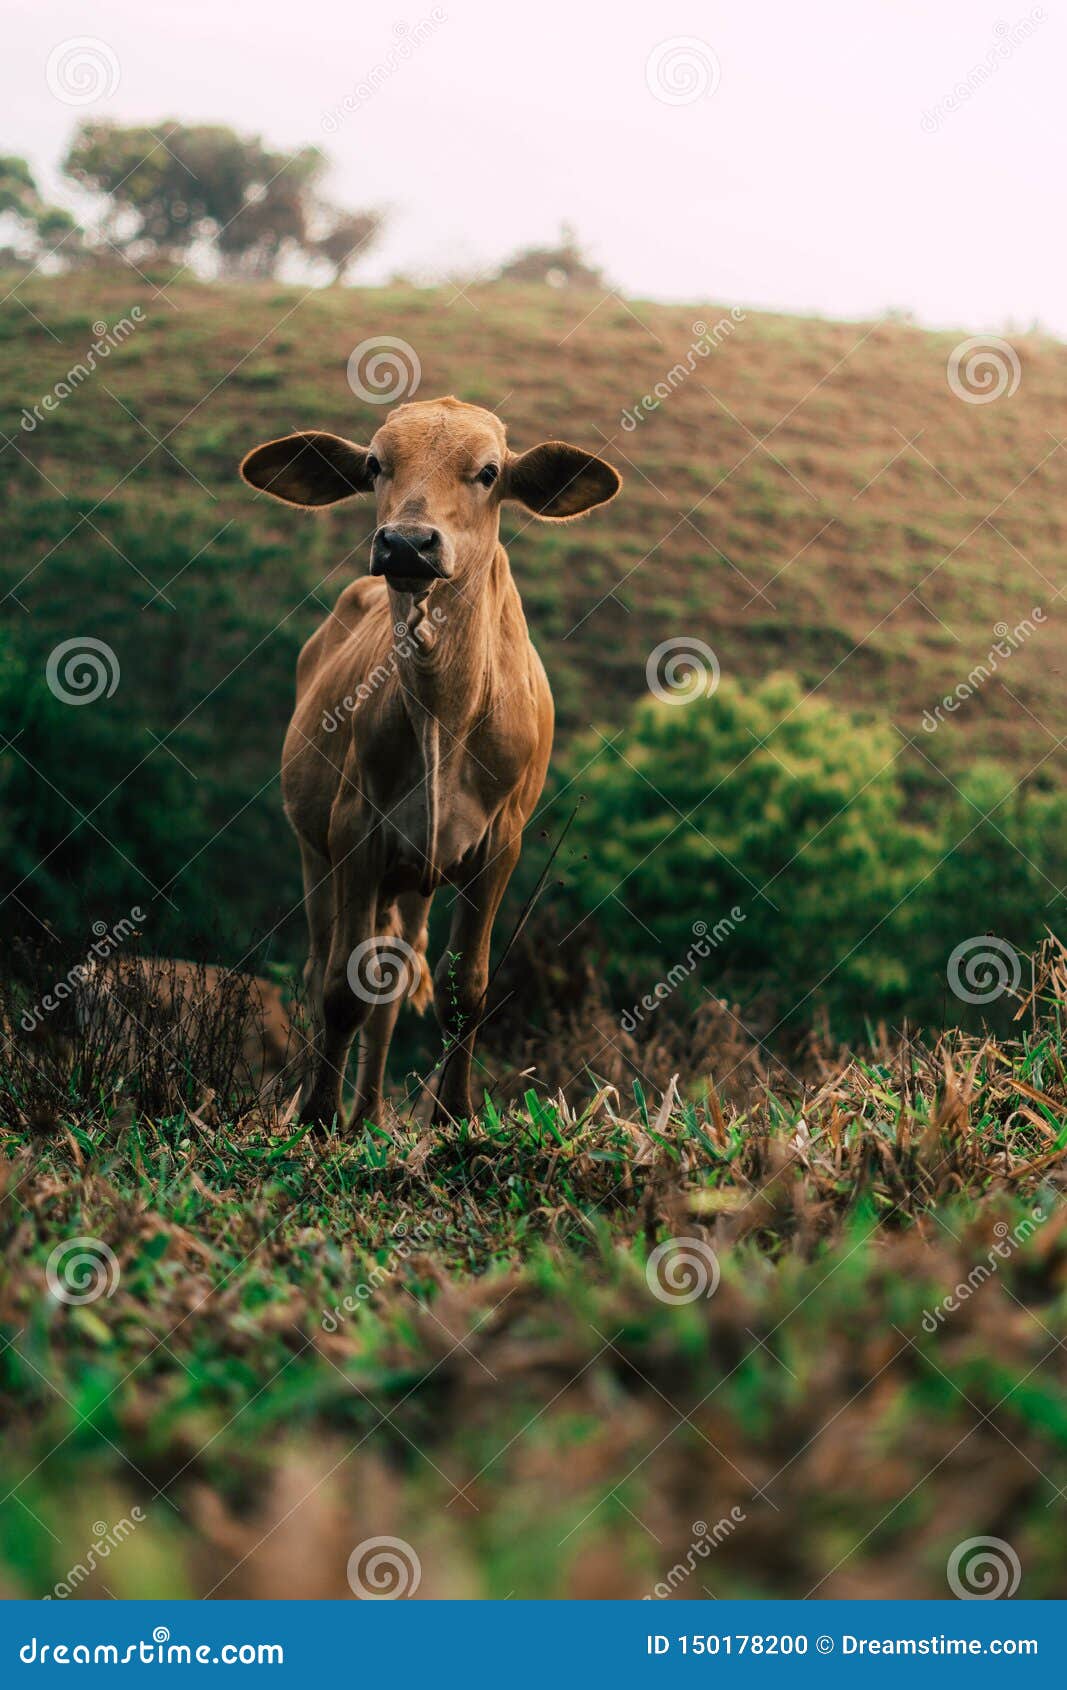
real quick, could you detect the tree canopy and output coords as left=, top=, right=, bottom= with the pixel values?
left=0, top=155, right=81, bottom=267
left=496, top=223, right=605, bottom=289
left=56, top=120, right=381, bottom=281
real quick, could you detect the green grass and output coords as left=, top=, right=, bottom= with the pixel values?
left=2, top=952, right=1067, bottom=1598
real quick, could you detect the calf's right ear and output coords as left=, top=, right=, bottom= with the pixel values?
left=239, top=431, right=375, bottom=507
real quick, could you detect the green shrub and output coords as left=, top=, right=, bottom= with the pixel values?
left=559, top=674, right=937, bottom=1033
left=905, top=761, right=1067, bottom=1016
left=0, top=632, right=213, bottom=950
left=558, top=674, right=1067, bottom=1037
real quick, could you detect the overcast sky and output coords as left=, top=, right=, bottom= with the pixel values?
left=7, top=0, right=1065, bottom=333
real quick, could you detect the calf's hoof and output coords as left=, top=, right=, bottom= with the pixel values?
left=298, top=1088, right=343, bottom=1130
left=348, top=1097, right=387, bottom=1134
left=432, top=1090, right=474, bottom=1127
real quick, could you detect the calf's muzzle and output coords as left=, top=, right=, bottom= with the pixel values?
left=370, top=524, right=448, bottom=584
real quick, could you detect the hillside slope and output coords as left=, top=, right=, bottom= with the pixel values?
left=2, top=276, right=1064, bottom=965
left=6, top=278, right=1065, bottom=759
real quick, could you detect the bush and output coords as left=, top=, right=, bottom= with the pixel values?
left=558, top=675, right=1067, bottom=1038
left=905, top=761, right=1067, bottom=1017
left=0, top=632, right=213, bottom=951
left=559, top=674, right=942, bottom=1035
left=0, top=499, right=310, bottom=967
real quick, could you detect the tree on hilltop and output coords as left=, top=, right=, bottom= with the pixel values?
left=0, top=155, right=83, bottom=268
left=496, top=223, right=605, bottom=289
left=61, top=120, right=381, bottom=281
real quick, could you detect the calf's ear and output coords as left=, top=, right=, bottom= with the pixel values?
left=504, top=442, right=621, bottom=519
left=239, top=431, right=375, bottom=507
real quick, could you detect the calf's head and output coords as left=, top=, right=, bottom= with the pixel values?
left=240, top=396, right=620, bottom=595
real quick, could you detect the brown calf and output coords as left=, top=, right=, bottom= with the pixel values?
left=240, top=396, right=620, bottom=1127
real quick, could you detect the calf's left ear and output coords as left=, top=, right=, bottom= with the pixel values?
left=504, top=442, right=621, bottom=519
left=239, top=431, right=375, bottom=507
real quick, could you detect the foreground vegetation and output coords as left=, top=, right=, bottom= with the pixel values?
left=3, top=272, right=1066, bottom=1598
left=2, top=944, right=1066, bottom=1598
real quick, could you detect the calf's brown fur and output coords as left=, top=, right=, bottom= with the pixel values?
left=240, top=396, right=619, bottom=1127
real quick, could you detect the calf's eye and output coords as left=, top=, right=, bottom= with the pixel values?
left=476, top=463, right=499, bottom=488
left=367, top=454, right=382, bottom=478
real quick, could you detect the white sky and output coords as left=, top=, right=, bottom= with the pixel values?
left=7, top=0, right=1065, bottom=333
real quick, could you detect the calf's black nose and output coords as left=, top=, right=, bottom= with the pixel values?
left=370, top=524, right=444, bottom=581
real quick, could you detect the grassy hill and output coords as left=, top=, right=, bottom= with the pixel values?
left=6, top=274, right=1064, bottom=760
left=2, top=275, right=1065, bottom=1000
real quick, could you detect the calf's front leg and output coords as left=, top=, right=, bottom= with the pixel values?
left=350, top=890, right=432, bottom=1131
left=300, top=844, right=378, bottom=1128
left=295, top=839, right=333, bottom=1117
left=432, top=826, right=522, bottom=1124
